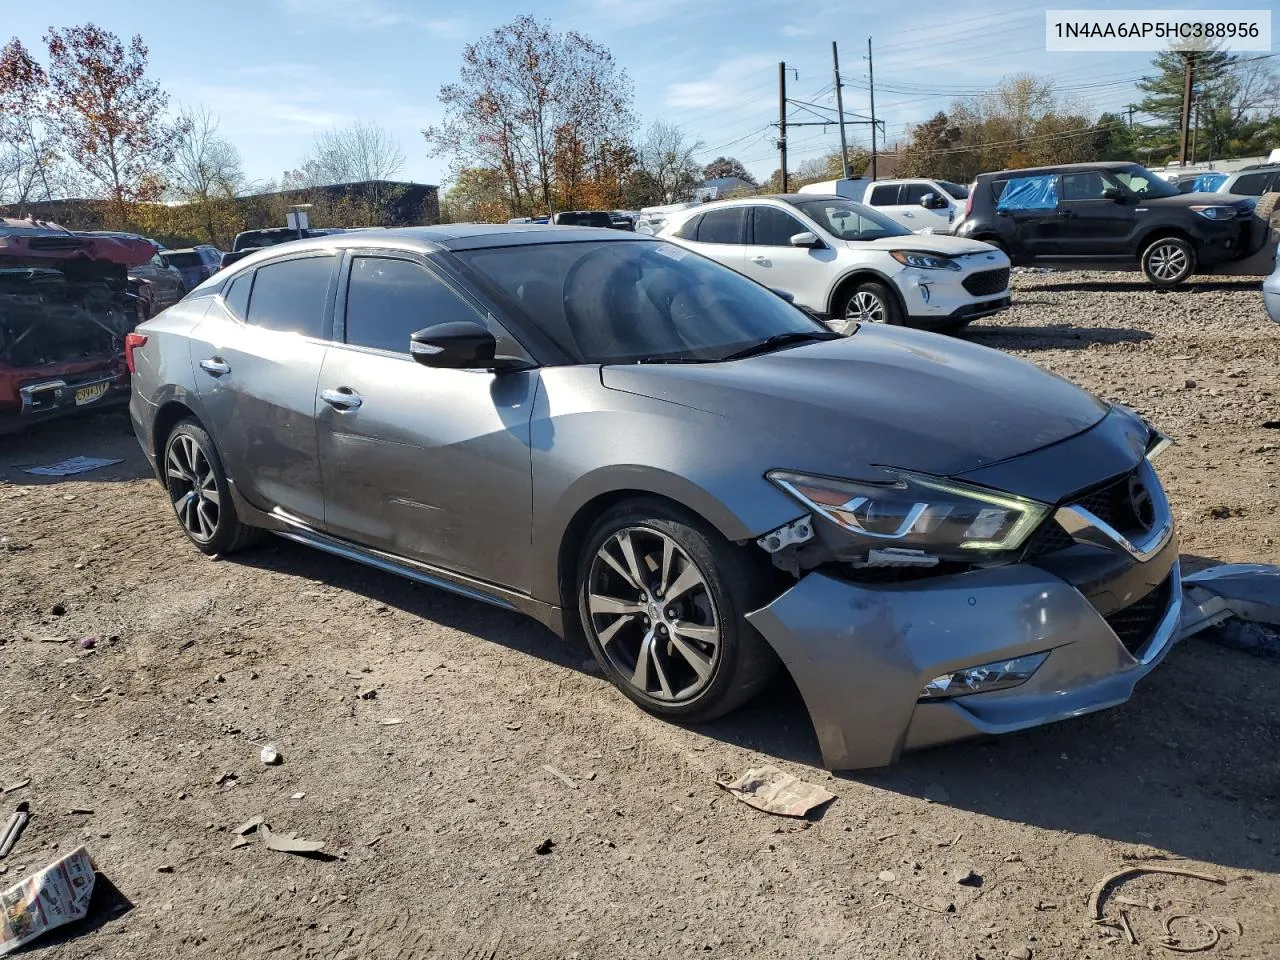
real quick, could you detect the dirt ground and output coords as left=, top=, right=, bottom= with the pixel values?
left=1, top=271, right=1278, bottom=960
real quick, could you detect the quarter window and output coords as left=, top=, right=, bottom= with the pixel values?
left=669, top=214, right=701, bottom=240
left=694, top=207, right=745, bottom=244
left=344, top=257, right=481, bottom=354
left=751, top=206, right=807, bottom=246
left=222, top=273, right=252, bottom=320
left=244, top=256, right=334, bottom=338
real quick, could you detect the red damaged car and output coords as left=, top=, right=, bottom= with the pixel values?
left=0, top=219, right=156, bottom=434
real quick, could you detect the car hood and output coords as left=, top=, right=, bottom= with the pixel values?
left=843, top=234, right=999, bottom=256
left=1141, top=191, right=1253, bottom=209
left=600, top=325, right=1108, bottom=480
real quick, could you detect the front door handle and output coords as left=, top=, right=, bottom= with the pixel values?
left=749, top=255, right=770, bottom=265
left=1056, top=209, right=1077, bottom=218
left=199, top=357, right=230, bottom=376
left=321, top=387, right=363, bottom=411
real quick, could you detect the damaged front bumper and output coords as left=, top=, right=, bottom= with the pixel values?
left=747, top=550, right=1182, bottom=770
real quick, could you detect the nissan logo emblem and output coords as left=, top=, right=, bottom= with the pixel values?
left=1128, top=475, right=1155, bottom=531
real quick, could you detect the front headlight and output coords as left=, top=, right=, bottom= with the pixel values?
left=768, top=470, right=1050, bottom=556
left=1189, top=205, right=1236, bottom=220
left=889, top=250, right=962, bottom=271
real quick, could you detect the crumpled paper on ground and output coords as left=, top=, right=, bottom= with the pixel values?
left=718, top=765, right=836, bottom=817
left=0, top=847, right=95, bottom=956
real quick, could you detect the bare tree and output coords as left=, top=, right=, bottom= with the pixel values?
left=0, top=38, right=63, bottom=207
left=168, top=106, right=245, bottom=201
left=290, top=120, right=405, bottom=187
left=636, top=121, right=702, bottom=204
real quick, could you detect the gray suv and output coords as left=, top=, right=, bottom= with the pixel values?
left=128, top=225, right=1182, bottom=770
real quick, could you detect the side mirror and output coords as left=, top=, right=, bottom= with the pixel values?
left=789, top=231, right=821, bottom=248
left=770, top=288, right=795, bottom=302
left=1103, top=187, right=1125, bottom=202
left=920, top=192, right=937, bottom=209
left=410, top=320, right=496, bottom=369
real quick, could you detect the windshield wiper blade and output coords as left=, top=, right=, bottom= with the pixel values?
left=719, top=331, right=839, bottom=362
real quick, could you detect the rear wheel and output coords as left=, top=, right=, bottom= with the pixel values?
left=163, top=418, right=262, bottom=556
left=840, top=280, right=903, bottom=326
left=577, top=500, right=779, bottom=721
left=1141, top=236, right=1196, bottom=286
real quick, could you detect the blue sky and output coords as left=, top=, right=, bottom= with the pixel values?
left=5, top=0, right=1252, bottom=189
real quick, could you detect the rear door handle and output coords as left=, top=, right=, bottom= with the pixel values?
left=749, top=255, right=770, bottom=265
left=1056, top=209, right=1077, bottom=218
left=199, top=357, right=230, bottom=376
left=321, top=387, right=363, bottom=411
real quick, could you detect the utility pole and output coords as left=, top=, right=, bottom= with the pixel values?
left=778, top=61, right=788, bottom=192
left=832, top=41, right=851, bottom=179
left=1126, top=105, right=1135, bottom=128
left=1178, top=52, right=1194, bottom=166
left=867, top=38, right=878, bottom=180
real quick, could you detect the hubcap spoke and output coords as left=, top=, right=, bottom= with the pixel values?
left=658, top=537, right=675, bottom=596
left=595, top=613, right=633, bottom=647
left=663, top=561, right=703, bottom=604
left=600, top=543, right=642, bottom=591
left=669, top=634, right=713, bottom=681
left=632, top=630, right=655, bottom=691
left=166, top=449, right=190, bottom=483
left=589, top=593, right=644, bottom=617
left=649, top=641, right=674, bottom=699
left=616, top=531, right=646, bottom=591
left=673, top=622, right=718, bottom=646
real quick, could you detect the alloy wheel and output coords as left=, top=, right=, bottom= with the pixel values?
left=847, top=290, right=887, bottom=323
left=165, top=434, right=220, bottom=543
left=586, top=527, right=722, bottom=703
left=1147, top=242, right=1188, bottom=282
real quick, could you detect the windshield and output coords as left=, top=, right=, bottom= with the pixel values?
left=1111, top=165, right=1180, bottom=199
left=940, top=181, right=969, bottom=200
left=786, top=199, right=911, bottom=241
left=456, top=239, right=832, bottom=364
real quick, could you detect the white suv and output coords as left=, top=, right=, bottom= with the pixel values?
left=660, top=195, right=1011, bottom=332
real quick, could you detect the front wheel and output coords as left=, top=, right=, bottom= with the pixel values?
left=577, top=500, right=779, bottom=722
left=839, top=280, right=903, bottom=326
left=163, top=418, right=262, bottom=556
left=1141, top=236, right=1196, bottom=286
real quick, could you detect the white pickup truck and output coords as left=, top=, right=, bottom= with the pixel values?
left=796, top=177, right=970, bottom=234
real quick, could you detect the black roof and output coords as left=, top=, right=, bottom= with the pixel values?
left=976, top=160, right=1141, bottom=180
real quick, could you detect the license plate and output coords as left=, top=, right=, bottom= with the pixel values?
left=74, top=382, right=109, bottom=406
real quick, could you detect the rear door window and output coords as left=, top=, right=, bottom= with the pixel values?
left=1229, top=172, right=1270, bottom=196
left=1060, top=171, right=1110, bottom=201
left=244, top=256, right=335, bottom=338
left=694, top=207, right=746, bottom=244
left=995, top=175, right=1059, bottom=210
left=868, top=184, right=901, bottom=206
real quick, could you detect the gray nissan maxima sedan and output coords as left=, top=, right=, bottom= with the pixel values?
left=127, top=224, right=1181, bottom=770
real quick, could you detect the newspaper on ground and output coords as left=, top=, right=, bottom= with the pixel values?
left=0, top=846, right=96, bottom=956
left=23, top=457, right=123, bottom=477
left=718, top=765, right=836, bottom=818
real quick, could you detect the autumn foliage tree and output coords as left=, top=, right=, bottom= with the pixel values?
left=425, top=16, right=635, bottom=217
left=43, top=24, right=181, bottom=220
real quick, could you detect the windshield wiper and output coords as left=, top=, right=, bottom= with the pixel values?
left=718, top=330, right=840, bottom=362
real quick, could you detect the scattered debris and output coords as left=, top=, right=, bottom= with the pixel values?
left=215, top=772, right=238, bottom=788
left=23, top=456, right=123, bottom=477
left=541, top=764, right=578, bottom=790
left=1035, top=901, right=1058, bottom=912
left=359, top=689, right=377, bottom=700
left=234, top=815, right=264, bottom=836
left=878, top=890, right=953, bottom=915
left=1119, top=910, right=1138, bottom=945
left=289, top=792, right=305, bottom=801
left=937, top=832, right=962, bottom=849
left=260, top=824, right=325, bottom=855
left=68, top=808, right=93, bottom=816
left=956, top=868, right=983, bottom=888
left=717, top=766, right=836, bottom=818
left=156, top=865, right=174, bottom=874
left=923, top=782, right=951, bottom=804
left=1212, top=917, right=1243, bottom=937
left=878, top=870, right=897, bottom=883
left=0, top=847, right=96, bottom=954
left=534, top=838, right=555, bottom=855
left=260, top=744, right=282, bottom=766
left=377, top=718, right=405, bottom=726
left=51, top=604, right=66, bottom=617
left=0, top=803, right=30, bottom=858
left=1087, top=864, right=1225, bottom=923
left=1006, top=947, right=1033, bottom=960
left=78, top=637, right=96, bottom=650
left=231, top=837, right=251, bottom=850
left=0, top=781, right=28, bottom=797
left=1158, top=914, right=1220, bottom=953
left=504, top=722, right=523, bottom=731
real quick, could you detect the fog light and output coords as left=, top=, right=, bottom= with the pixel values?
left=919, top=651, right=1048, bottom=700
left=918, top=282, right=931, bottom=304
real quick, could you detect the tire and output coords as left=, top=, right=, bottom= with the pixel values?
left=1141, top=236, right=1196, bottom=287
left=839, top=279, right=903, bottom=326
left=162, top=418, right=262, bottom=556
left=576, top=498, right=780, bottom=722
